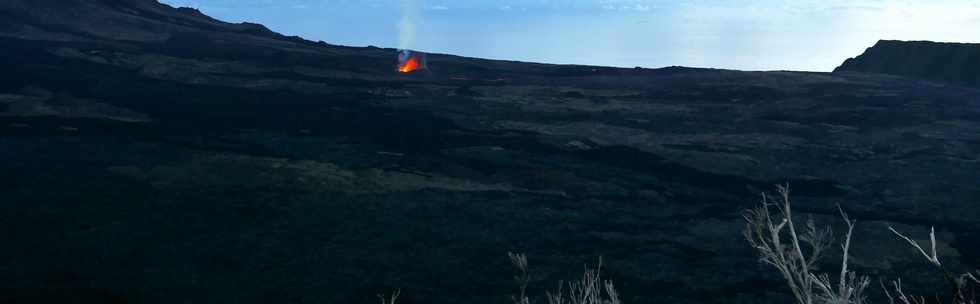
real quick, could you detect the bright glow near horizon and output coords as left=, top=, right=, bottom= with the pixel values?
left=160, top=0, right=980, bottom=71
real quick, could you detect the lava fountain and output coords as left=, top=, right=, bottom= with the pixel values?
left=397, top=49, right=427, bottom=73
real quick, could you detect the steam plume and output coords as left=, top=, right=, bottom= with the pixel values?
left=398, top=0, right=420, bottom=50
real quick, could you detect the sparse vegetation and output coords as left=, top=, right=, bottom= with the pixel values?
left=508, top=252, right=621, bottom=304
left=543, top=257, right=621, bottom=304
left=383, top=184, right=980, bottom=304
left=509, top=252, right=531, bottom=304
left=744, top=185, right=980, bottom=304
left=377, top=289, right=401, bottom=304
left=882, top=227, right=980, bottom=304
left=743, top=184, right=869, bottom=304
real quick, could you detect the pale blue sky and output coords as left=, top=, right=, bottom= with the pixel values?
left=160, top=0, right=980, bottom=71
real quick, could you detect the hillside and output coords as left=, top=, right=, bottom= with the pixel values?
left=3, top=1, right=980, bottom=303
left=835, top=40, right=980, bottom=87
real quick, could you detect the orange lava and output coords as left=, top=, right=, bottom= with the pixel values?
left=399, top=57, right=420, bottom=73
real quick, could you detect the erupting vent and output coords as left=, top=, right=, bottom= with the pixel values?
left=397, top=49, right=427, bottom=73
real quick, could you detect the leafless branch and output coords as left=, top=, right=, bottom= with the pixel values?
left=889, top=226, right=941, bottom=267
left=509, top=252, right=531, bottom=304
left=743, top=185, right=869, bottom=304
left=377, top=289, right=401, bottom=304
left=887, top=226, right=980, bottom=303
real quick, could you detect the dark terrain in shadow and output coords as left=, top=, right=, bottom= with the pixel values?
left=2, top=1, right=980, bottom=303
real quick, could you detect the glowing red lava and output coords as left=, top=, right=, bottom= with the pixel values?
left=398, top=56, right=420, bottom=73
left=397, top=49, right=427, bottom=74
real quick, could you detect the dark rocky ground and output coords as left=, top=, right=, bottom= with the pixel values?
left=2, top=1, right=980, bottom=303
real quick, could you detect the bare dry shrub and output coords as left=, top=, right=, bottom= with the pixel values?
left=882, top=227, right=980, bottom=304
left=508, top=253, right=621, bottom=304
left=743, top=184, right=870, bottom=304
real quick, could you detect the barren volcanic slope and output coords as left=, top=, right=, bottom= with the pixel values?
left=3, top=1, right=980, bottom=303
left=836, top=40, right=980, bottom=88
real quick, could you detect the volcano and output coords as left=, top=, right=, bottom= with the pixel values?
left=3, top=1, right=980, bottom=304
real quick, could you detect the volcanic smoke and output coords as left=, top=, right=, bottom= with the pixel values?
left=398, top=0, right=419, bottom=50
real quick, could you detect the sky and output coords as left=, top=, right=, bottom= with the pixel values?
left=159, top=0, right=980, bottom=71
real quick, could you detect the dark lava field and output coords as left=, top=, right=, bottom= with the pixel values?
left=2, top=1, right=980, bottom=303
